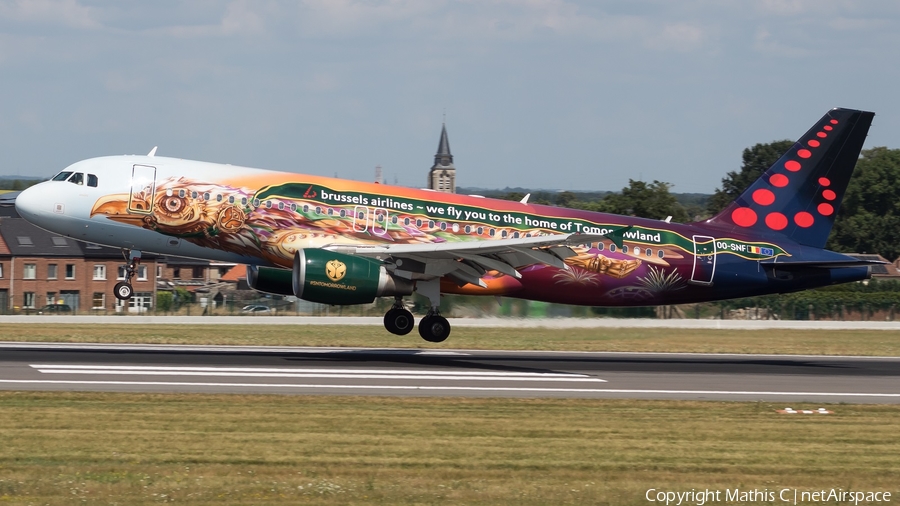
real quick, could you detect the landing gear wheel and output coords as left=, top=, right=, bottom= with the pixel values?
left=384, top=308, right=415, bottom=335
left=114, top=282, right=133, bottom=300
left=418, top=314, right=451, bottom=343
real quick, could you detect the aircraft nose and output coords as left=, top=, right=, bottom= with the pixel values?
left=15, top=182, right=56, bottom=226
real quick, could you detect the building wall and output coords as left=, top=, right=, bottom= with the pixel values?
left=1, top=257, right=157, bottom=312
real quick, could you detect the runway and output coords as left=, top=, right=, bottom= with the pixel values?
left=1, top=342, right=899, bottom=403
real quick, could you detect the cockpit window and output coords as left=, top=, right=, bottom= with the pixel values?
left=87, top=174, right=98, bottom=187
left=68, top=173, right=84, bottom=185
left=52, top=171, right=73, bottom=181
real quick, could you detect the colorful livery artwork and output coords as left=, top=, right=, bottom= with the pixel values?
left=16, top=108, right=880, bottom=342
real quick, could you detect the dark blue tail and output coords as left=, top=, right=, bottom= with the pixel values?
left=707, top=108, right=873, bottom=248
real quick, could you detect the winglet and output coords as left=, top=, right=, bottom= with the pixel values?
left=603, top=225, right=633, bottom=249
left=519, top=193, right=530, bottom=204
left=147, top=146, right=158, bottom=157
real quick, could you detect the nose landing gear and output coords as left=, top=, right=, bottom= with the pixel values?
left=114, top=249, right=142, bottom=301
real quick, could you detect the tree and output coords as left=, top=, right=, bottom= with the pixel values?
left=827, top=147, right=900, bottom=260
left=601, top=179, right=689, bottom=222
left=707, top=140, right=794, bottom=215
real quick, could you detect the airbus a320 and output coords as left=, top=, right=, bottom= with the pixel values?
left=16, top=108, right=879, bottom=342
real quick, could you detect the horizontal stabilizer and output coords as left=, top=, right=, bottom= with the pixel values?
left=759, top=259, right=886, bottom=270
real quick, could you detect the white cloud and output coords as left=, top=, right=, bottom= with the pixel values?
left=0, top=0, right=101, bottom=29
left=753, top=27, right=809, bottom=57
left=645, top=22, right=707, bottom=52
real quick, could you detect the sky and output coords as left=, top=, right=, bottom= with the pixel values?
left=1, top=1, right=898, bottom=194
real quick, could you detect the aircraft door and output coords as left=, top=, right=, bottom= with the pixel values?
left=353, top=206, right=369, bottom=232
left=128, top=165, right=156, bottom=214
left=690, top=235, right=716, bottom=285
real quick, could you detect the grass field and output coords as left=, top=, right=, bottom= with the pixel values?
left=0, top=392, right=898, bottom=505
left=2, top=323, right=900, bottom=355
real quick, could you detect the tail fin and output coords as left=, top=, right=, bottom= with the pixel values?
left=707, top=108, right=873, bottom=248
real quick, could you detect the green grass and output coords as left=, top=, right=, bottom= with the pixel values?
left=2, top=323, right=900, bottom=355
left=0, top=392, right=898, bottom=505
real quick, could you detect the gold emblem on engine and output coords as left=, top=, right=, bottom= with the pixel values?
left=325, top=259, right=347, bottom=282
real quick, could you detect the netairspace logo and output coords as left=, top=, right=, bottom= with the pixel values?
left=645, top=488, right=892, bottom=505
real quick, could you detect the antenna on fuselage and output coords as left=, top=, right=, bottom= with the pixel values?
left=147, top=146, right=158, bottom=157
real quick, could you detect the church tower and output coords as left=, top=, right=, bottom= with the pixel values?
left=427, top=123, right=456, bottom=193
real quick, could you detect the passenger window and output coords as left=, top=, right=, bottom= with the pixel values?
left=610, top=244, right=617, bottom=252
left=87, top=174, right=98, bottom=187
left=228, top=196, right=235, bottom=204
left=216, top=194, right=223, bottom=202
left=489, top=229, right=496, bottom=237
left=658, top=250, right=665, bottom=258
left=597, top=243, right=605, bottom=251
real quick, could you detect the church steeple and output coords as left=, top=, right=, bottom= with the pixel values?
left=428, top=122, right=456, bottom=193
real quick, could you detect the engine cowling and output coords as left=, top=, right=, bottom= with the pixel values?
left=293, top=249, right=414, bottom=305
left=245, top=265, right=294, bottom=296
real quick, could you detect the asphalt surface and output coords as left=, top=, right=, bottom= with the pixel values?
left=1, top=342, right=899, bottom=403
left=3, top=315, right=900, bottom=330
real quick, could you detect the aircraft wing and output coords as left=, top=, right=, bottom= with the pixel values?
left=323, top=233, right=606, bottom=288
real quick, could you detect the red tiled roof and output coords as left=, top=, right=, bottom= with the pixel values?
left=221, top=264, right=247, bottom=282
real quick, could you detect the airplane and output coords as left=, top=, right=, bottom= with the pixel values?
left=15, top=108, right=880, bottom=342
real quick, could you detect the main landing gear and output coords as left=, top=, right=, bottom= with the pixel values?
left=114, top=249, right=142, bottom=301
left=380, top=279, right=452, bottom=343
left=384, top=297, right=415, bottom=336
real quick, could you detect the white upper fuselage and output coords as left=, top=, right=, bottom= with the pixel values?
left=16, top=155, right=272, bottom=265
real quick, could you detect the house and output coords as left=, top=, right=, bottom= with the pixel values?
left=0, top=218, right=159, bottom=313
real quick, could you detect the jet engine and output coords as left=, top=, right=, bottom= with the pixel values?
left=292, top=249, right=414, bottom=305
left=246, top=265, right=294, bottom=296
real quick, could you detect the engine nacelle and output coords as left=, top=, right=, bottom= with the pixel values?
left=246, top=265, right=294, bottom=296
left=293, top=249, right=414, bottom=305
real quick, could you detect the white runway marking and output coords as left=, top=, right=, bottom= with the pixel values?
left=30, top=364, right=605, bottom=383
left=2, top=379, right=900, bottom=397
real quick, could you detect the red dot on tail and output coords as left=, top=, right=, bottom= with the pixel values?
left=794, top=211, right=814, bottom=228
left=818, top=203, right=834, bottom=216
left=817, top=132, right=827, bottom=138
left=818, top=177, right=830, bottom=186
left=753, top=189, right=775, bottom=206
left=766, top=212, right=788, bottom=231
left=824, top=125, right=833, bottom=131
left=732, top=207, right=757, bottom=227
left=770, top=174, right=789, bottom=187
left=823, top=189, right=836, bottom=200
left=785, top=160, right=802, bottom=171
left=830, top=119, right=839, bottom=124
left=808, top=140, right=821, bottom=148
left=798, top=149, right=812, bottom=159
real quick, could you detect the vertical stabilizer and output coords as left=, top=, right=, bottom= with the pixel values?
left=707, top=108, right=873, bottom=248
